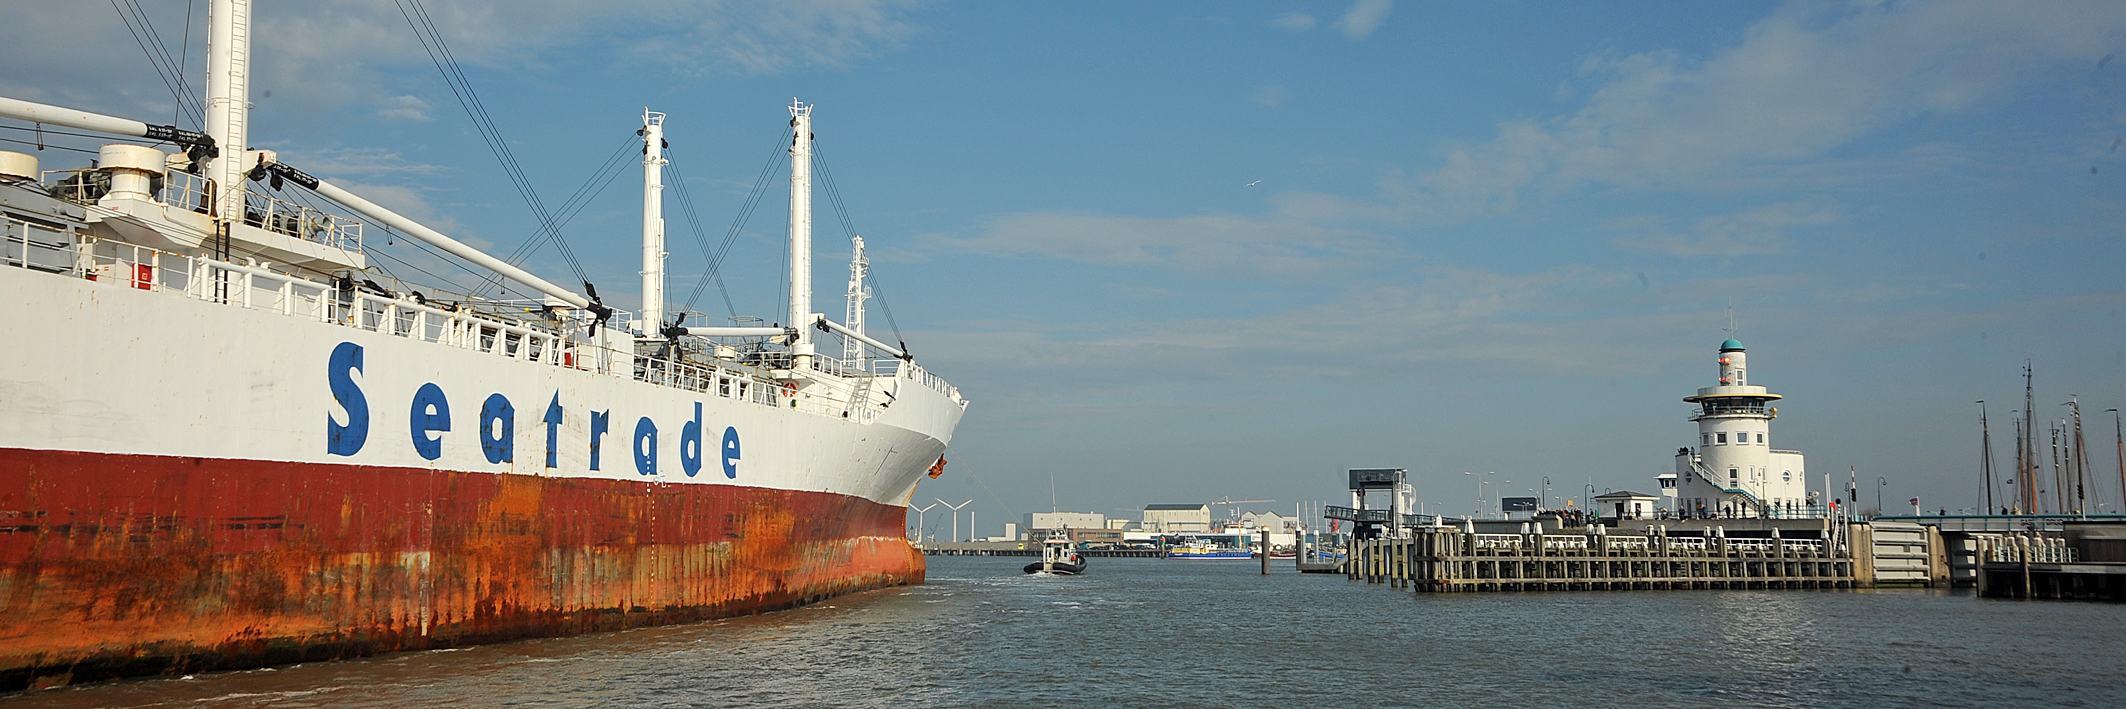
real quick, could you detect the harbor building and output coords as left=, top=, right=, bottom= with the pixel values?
left=1671, top=338, right=1810, bottom=518
left=1142, top=503, right=1212, bottom=532
left=1592, top=491, right=1661, bottom=521
left=1025, top=511, right=1106, bottom=532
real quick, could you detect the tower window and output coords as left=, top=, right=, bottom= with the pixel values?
left=1703, top=433, right=1711, bottom=446
left=1783, top=470, right=1792, bottom=482
left=1728, top=468, right=1738, bottom=483
left=1716, top=432, right=1727, bottom=444
left=1756, top=432, right=1764, bottom=444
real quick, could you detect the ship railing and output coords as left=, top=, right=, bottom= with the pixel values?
left=809, top=327, right=958, bottom=399
left=240, top=191, right=363, bottom=252
left=632, top=354, right=785, bottom=409
left=13, top=221, right=881, bottom=412
left=189, top=257, right=338, bottom=320
left=41, top=168, right=108, bottom=205
left=1989, top=544, right=2077, bottom=564
left=5, top=216, right=86, bottom=274
left=160, top=170, right=212, bottom=215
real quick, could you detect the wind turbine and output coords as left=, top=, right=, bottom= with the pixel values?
left=911, top=502, right=938, bottom=543
left=939, top=499, right=973, bottom=542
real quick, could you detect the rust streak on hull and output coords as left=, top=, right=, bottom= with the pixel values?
left=0, top=447, right=924, bottom=690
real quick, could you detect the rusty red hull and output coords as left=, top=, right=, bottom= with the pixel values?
left=0, top=447, right=924, bottom=690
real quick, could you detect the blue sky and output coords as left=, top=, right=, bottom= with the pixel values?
left=7, top=1, right=2124, bottom=532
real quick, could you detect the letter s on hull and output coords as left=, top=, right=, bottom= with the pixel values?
left=327, top=342, right=369, bottom=456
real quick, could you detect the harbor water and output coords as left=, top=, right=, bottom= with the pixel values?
left=10, top=556, right=2125, bottom=708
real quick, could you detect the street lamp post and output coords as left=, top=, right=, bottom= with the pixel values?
left=1466, top=471, right=1477, bottom=517
left=1876, top=477, right=1887, bottom=519
left=1542, top=476, right=1552, bottom=510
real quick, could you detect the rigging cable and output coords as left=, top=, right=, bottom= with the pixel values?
left=811, top=140, right=903, bottom=343
left=392, top=0, right=588, bottom=290
left=0, top=136, right=98, bottom=154
left=663, top=156, right=738, bottom=318
left=176, top=0, right=195, bottom=129
left=473, top=133, right=636, bottom=295
left=680, top=126, right=792, bottom=316
left=107, top=0, right=204, bottom=129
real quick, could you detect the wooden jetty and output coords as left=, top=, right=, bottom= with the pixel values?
left=1343, top=523, right=1860, bottom=592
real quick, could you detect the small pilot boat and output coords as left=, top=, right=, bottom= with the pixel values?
left=1022, top=531, right=1087, bottom=575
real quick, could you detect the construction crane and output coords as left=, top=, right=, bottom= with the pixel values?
left=1209, top=496, right=1275, bottom=524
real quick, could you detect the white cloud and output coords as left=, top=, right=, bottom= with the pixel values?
left=1271, top=12, right=1317, bottom=32
left=629, top=0, right=924, bottom=76
left=378, top=95, right=432, bottom=123
left=275, top=146, right=445, bottom=179
left=1615, top=202, right=1845, bottom=257
left=1252, top=84, right=1289, bottom=108
left=0, top=0, right=931, bottom=123
left=926, top=211, right=1390, bottom=276
left=1335, top=0, right=1393, bottom=40
left=1280, top=0, right=2126, bottom=226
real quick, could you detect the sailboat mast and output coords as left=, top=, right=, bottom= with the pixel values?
left=1979, top=401, right=1995, bottom=513
left=203, top=0, right=251, bottom=224
left=2071, top=397, right=2089, bottom=516
left=640, top=110, right=667, bottom=331
left=2023, top=362, right=2038, bottom=514
left=787, top=100, right=814, bottom=370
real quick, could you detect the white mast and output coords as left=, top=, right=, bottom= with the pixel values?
left=844, top=235, right=868, bottom=367
left=204, top=0, right=251, bottom=222
left=787, top=100, right=814, bottom=371
left=640, top=109, right=667, bottom=331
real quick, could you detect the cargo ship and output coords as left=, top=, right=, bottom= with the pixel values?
left=0, top=0, right=964, bottom=691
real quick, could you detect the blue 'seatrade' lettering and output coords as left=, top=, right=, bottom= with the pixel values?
left=590, top=410, right=609, bottom=471
left=480, top=393, right=514, bottom=464
left=326, top=342, right=368, bottom=456
left=409, top=383, right=451, bottom=461
left=680, top=402, right=704, bottom=477
left=721, top=426, right=741, bottom=479
left=633, top=417, right=658, bottom=475
left=544, top=392, right=563, bottom=469
left=327, top=348, right=739, bottom=472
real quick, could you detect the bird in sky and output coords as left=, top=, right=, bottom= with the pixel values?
left=1245, top=180, right=1261, bottom=187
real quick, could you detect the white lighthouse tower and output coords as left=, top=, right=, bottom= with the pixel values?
left=1671, top=338, right=1809, bottom=518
